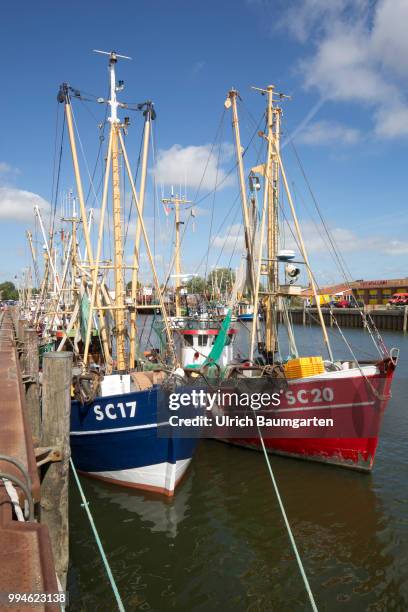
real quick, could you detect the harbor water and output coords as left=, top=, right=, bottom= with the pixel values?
left=68, top=323, right=408, bottom=611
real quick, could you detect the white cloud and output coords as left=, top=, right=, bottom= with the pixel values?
left=279, top=0, right=366, bottom=44
left=213, top=224, right=244, bottom=252
left=215, top=219, right=408, bottom=258
left=296, top=120, right=361, bottom=145
left=0, top=162, right=13, bottom=175
left=279, top=0, right=408, bottom=139
left=374, top=103, right=408, bottom=139
left=0, top=161, right=21, bottom=184
left=283, top=220, right=408, bottom=256
left=153, top=143, right=234, bottom=192
left=0, top=187, right=50, bottom=223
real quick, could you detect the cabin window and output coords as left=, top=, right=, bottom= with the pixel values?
left=198, top=335, right=208, bottom=347
left=183, top=335, right=193, bottom=346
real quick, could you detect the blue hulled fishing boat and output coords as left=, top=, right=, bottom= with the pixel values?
left=55, top=50, right=199, bottom=495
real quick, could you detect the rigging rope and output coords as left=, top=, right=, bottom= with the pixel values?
left=255, top=426, right=318, bottom=612
left=49, top=111, right=66, bottom=238
left=290, top=140, right=388, bottom=358
left=70, top=458, right=125, bottom=612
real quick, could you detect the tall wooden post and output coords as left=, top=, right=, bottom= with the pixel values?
left=17, top=318, right=26, bottom=363
left=23, top=328, right=40, bottom=443
left=41, top=352, right=72, bottom=589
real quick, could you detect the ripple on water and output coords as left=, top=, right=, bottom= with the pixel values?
left=69, top=327, right=408, bottom=610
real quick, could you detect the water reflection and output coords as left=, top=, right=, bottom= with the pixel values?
left=68, top=327, right=408, bottom=610
left=83, top=472, right=193, bottom=539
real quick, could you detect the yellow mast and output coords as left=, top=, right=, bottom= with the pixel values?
left=265, top=85, right=278, bottom=358
left=129, top=104, right=152, bottom=369
left=111, top=123, right=126, bottom=371
left=257, top=87, right=334, bottom=361
left=91, top=50, right=130, bottom=372
left=225, top=90, right=254, bottom=295
left=119, top=130, right=178, bottom=364
left=58, top=84, right=112, bottom=369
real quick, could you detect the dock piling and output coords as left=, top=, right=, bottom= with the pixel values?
left=40, top=351, right=72, bottom=589
left=23, top=327, right=41, bottom=443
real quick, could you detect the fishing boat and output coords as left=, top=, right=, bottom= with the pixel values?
left=236, top=300, right=262, bottom=321
left=35, top=50, right=201, bottom=495
left=202, top=86, right=398, bottom=471
left=160, top=191, right=238, bottom=368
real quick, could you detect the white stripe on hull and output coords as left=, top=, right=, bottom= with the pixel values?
left=86, top=458, right=191, bottom=495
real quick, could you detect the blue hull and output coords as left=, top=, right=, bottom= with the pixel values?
left=237, top=313, right=262, bottom=321
left=237, top=313, right=254, bottom=321
left=70, top=386, right=198, bottom=495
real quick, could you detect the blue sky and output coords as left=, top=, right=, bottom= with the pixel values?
left=1, top=0, right=408, bottom=288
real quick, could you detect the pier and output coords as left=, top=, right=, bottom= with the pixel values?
left=0, top=309, right=71, bottom=608
left=289, top=307, right=408, bottom=332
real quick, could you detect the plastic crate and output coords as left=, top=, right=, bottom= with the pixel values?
left=284, top=356, right=324, bottom=379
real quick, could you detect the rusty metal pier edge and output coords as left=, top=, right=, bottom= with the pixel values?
left=0, top=308, right=72, bottom=610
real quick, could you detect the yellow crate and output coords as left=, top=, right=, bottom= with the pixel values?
left=284, top=356, right=324, bottom=379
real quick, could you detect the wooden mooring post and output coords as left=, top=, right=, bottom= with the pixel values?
left=403, top=306, right=408, bottom=333
left=40, top=351, right=72, bottom=590
left=23, top=327, right=41, bottom=443
left=17, top=317, right=26, bottom=362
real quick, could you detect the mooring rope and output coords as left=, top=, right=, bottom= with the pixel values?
left=255, top=425, right=318, bottom=611
left=70, top=459, right=125, bottom=612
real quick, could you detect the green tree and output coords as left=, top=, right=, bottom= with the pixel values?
left=126, top=280, right=142, bottom=292
left=206, top=268, right=235, bottom=295
left=0, top=281, right=18, bottom=301
left=185, top=276, right=206, bottom=294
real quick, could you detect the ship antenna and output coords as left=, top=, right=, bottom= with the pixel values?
left=93, top=50, right=132, bottom=124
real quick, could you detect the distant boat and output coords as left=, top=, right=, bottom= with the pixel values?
left=236, top=301, right=262, bottom=321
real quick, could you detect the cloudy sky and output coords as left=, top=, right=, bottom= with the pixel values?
left=1, top=0, right=408, bottom=286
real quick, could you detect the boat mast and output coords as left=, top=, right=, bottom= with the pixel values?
left=107, top=52, right=127, bottom=371
left=225, top=90, right=254, bottom=296
left=26, top=230, right=40, bottom=290
left=263, top=86, right=279, bottom=358
left=58, top=83, right=112, bottom=369
left=94, top=50, right=178, bottom=365
left=129, top=104, right=152, bottom=369
left=258, top=93, right=334, bottom=361
left=162, top=192, right=191, bottom=317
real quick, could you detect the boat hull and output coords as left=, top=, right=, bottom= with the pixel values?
left=70, top=387, right=198, bottom=496
left=219, top=359, right=395, bottom=472
left=237, top=313, right=254, bottom=321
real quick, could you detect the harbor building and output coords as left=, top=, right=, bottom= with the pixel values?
left=301, top=278, right=408, bottom=306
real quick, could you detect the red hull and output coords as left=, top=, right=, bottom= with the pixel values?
left=221, top=359, right=396, bottom=472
